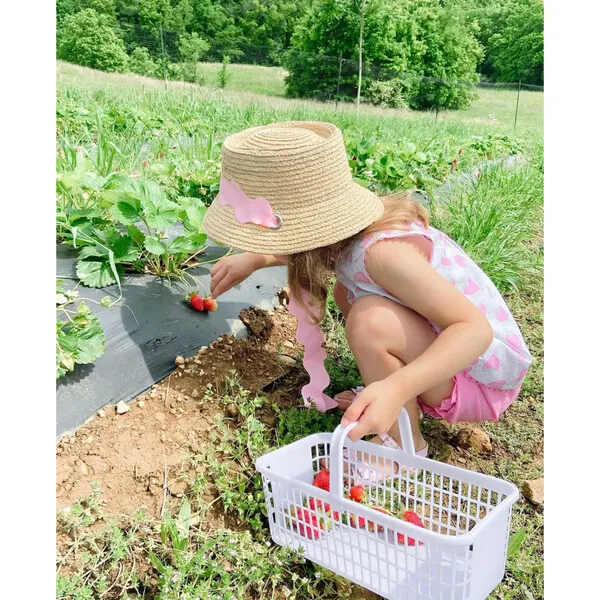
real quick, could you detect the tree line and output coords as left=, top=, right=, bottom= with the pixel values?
left=56, top=0, right=543, bottom=110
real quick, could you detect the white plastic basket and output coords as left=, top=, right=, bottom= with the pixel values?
left=255, top=408, right=519, bottom=600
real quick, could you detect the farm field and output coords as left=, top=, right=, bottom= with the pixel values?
left=56, top=62, right=543, bottom=600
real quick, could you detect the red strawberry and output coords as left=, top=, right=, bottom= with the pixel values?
left=296, top=508, right=321, bottom=539
left=342, top=511, right=366, bottom=529
left=476, top=171, right=481, bottom=179
left=450, top=157, right=458, bottom=172
left=188, top=294, right=204, bottom=312
left=349, top=485, right=365, bottom=503
left=367, top=506, right=389, bottom=533
left=313, top=469, right=330, bottom=492
left=308, top=497, right=331, bottom=513
left=142, top=159, right=149, bottom=168
left=397, top=510, right=425, bottom=546
left=203, top=296, right=218, bottom=312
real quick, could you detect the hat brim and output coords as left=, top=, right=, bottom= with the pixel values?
left=202, top=182, right=384, bottom=255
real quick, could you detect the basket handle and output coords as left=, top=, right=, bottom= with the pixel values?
left=329, top=407, right=415, bottom=499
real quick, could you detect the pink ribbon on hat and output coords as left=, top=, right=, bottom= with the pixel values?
left=288, top=289, right=338, bottom=412
left=218, top=176, right=281, bottom=229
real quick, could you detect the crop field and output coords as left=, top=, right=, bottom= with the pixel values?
left=56, top=61, right=543, bottom=600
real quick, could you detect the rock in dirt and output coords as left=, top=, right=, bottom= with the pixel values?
left=97, top=409, right=106, bottom=418
left=191, top=389, right=199, bottom=399
left=226, top=403, right=239, bottom=418
left=522, top=478, right=544, bottom=505
left=116, top=401, right=130, bottom=415
left=283, top=340, right=295, bottom=349
left=175, top=356, right=185, bottom=366
left=277, top=355, right=297, bottom=368
left=456, top=427, right=492, bottom=453
left=150, top=391, right=158, bottom=400
left=138, top=400, right=145, bottom=408
left=77, top=461, right=89, bottom=476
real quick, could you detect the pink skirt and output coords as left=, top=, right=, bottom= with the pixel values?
left=418, top=370, right=521, bottom=423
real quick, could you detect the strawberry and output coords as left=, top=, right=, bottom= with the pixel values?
left=296, top=508, right=321, bottom=539
left=458, top=147, right=464, bottom=155
left=142, top=160, right=149, bottom=168
left=397, top=510, right=425, bottom=546
left=188, top=293, right=204, bottom=312
left=308, top=497, right=331, bottom=513
left=313, top=469, right=330, bottom=492
left=342, top=512, right=366, bottom=529
left=349, top=485, right=365, bottom=503
left=203, top=296, right=218, bottom=312
left=367, top=505, right=389, bottom=533
left=450, top=157, right=458, bottom=172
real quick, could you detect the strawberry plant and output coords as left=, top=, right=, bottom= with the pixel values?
left=56, top=281, right=107, bottom=379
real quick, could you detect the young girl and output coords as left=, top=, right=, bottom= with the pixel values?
left=203, top=120, right=531, bottom=481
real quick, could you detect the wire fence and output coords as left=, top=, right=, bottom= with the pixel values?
left=120, top=26, right=543, bottom=130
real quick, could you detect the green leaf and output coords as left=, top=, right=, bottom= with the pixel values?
left=177, top=498, right=192, bottom=539
left=148, top=550, right=166, bottom=575
left=167, top=236, right=197, bottom=254
left=126, top=224, right=146, bottom=246
left=76, top=258, right=122, bottom=288
left=183, top=203, right=207, bottom=232
left=100, top=297, right=112, bottom=308
left=74, top=311, right=105, bottom=364
left=110, top=197, right=143, bottom=225
left=110, top=235, right=139, bottom=262
left=144, top=237, right=167, bottom=256
left=507, top=527, right=526, bottom=558
left=79, top=245, right=108, bottom=260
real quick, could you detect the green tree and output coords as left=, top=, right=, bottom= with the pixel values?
left=127, top=46, right=158, bottom=76
left=178, top=31, right=209, bottom=82
left=57, top=8, right=129, bottom=72
left=285, top=0, right=482, bottom=110
left=487, top=0, right=543, bottom=84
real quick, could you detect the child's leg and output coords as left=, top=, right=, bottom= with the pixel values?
left=342, top=294, right=455, bottom=450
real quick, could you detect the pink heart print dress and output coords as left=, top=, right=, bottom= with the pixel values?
left=335, top=221, right=532, bottom=423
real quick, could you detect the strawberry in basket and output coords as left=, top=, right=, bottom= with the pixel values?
left=287, top=504, right=334, bottom=540
left=397, top=510, right=425, bottom=546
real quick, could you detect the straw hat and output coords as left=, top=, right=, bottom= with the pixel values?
left=202, top=121, right=384, bottom=255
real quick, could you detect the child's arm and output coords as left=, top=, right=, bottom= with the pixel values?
left=210, top=253, right=287, bottom=298
left=342, top=238, right=493, bottom=441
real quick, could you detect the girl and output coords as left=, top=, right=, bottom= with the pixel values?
left=203, top=120, right=531, bottom=481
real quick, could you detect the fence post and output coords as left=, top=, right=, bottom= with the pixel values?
left=159, top=24, right=168, bottom=90
left=335, top=52, right=344, bottom=110
left=513, top=79, right=522, bottom=130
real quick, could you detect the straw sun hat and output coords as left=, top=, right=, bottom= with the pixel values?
left=202, top=121, right=384, bottom=255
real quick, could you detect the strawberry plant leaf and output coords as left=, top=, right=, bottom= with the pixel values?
left=110, top=235, right=139, bottom=262
left=110, top=196, right=143, bottom=226
left=167, top=236, right=197, bottom=254
left=182, top=203, right=207, bottom=233
left=73, top=310, right=105, bottom=364
left=126, top=224, right=145, bottom=247
left=76, top=258, right=123, bottom=288
left=144, top=237, right=167, bottom=256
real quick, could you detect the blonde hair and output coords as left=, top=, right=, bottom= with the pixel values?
left=288, top=191, right=429, bottom=323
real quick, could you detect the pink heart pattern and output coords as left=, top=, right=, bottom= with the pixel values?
left=464, top=278, right=480, bottom=295
left=354, top=271, right=371, bottom=284
left=441, top=256, right=452, bottom=266
left=454, top=255, right=467, bottom=268
left=517, top=368, right=528, bottom=381
left=483, top=354, right=501, bottom=369
left=360, top=235, right=373, bottom=248
left=478, top=304, right=487, bottom=315
left=488, top=379, right=506, bottom=388
left=496, top=306, right=509, bottom=321
left=506, top=334, right=522, bottom=352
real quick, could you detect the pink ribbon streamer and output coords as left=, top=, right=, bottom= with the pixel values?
left=218, top=176, right=280, bottom=229
left=288, top=290, right=338, bottom=412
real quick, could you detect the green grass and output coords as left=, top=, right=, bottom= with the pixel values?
left=56, top=61, right=543, bottom=600
left=57, top=61, right=543, bottom=133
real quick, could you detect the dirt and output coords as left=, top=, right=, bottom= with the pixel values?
left=56, top=305, right=306, bottom=520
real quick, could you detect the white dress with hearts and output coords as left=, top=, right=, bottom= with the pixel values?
left=335, top=222, right=531, bottom=391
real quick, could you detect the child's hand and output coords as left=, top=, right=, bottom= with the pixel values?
left=341, top=379, right=406, bottom=442
left=210, top=253, right=261, bottom=297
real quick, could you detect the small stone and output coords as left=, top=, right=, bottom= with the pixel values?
left=138, top=400, right=145, bottom=408
left=456, top=427, right=491, bottom=453
left=199, top=370, right=205, bottom=376
left=97, top=409, right=106, bottom=418
left=283, top=340, right=295, bottom=349
left=160, top=433, right=166, bottom=443
left=184, top=357, right=190, bottom=364
left=278, top=355, right=297, bottom=367
left=191, top=389, right=199, bottom=398
left=226, top=403, right=239, bottom=418
left=178, top=364, right=185, bottom=370
left=68, top=437, right=76, bottom=444
left=199, top=346, right=208, bottom=353
left=217, top=337, right=223, bottom=343
left=116, top=401, right=130, bottom=415
left=184, top=369, right=191, bottom=374
left=228, top=339, right=234, bottom=345
left=456, top=457, right=467, bottom=465
left=522, top=478, right=544, bottom=505
left=175, top=356, right=185, bottom=366
left=155, top=412, right=166, bottom=423
left=84, top=435, right=94, bottom=445
left=150, top=392, right=158, bottom=400
left=77, top=461, right=89, bottom=476
left=169, top=480, right=189, bottom=497
left=193, top=359, right=202, bottom=364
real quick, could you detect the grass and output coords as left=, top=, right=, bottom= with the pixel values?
left=56, top=62, right=543, bottom=599
left=57, top=61, right=543, bottom=133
